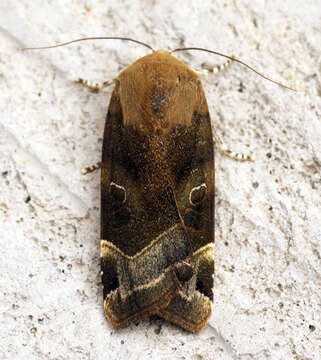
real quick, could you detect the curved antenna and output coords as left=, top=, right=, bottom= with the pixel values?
left=22, top=36, right=155, bottom=52
left=171, top=47, right=295, bottom=91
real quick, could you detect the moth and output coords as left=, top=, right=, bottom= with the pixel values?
left=24, top=37, right=293, bottom=333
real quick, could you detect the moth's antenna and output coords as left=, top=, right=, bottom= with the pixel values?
left=171, top=47, right=295, bottom=91
left=22, top=37, right=155, bottom=52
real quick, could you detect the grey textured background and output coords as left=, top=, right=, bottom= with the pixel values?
left=1, top=1, right=320, bottom=359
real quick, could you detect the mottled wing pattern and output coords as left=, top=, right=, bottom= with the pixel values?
left=100, top=52, right=214, bottom=333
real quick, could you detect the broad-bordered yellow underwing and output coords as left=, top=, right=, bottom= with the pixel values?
left=24, top=37, right=294, bottom=333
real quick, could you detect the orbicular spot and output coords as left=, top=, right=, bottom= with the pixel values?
left=175, top=261, right=194, bottom=283
left=189, top=183, right=207, bottom=206
left=110, top=182, right=126, bottom=204
left=183, top=209, right=203, bottom=230
left=111, top=207, right=131, bottom=228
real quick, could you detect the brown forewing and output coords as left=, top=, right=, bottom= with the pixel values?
left=100, top=51, right=214, bottom=332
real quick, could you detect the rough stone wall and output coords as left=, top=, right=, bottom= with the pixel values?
left=1, top=1, right=320, bottom=359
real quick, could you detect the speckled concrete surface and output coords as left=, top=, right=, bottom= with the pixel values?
left=1, top=1, right=320, bottom=359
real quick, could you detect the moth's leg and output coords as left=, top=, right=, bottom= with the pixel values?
left=213, top=128, right=254, bottom=162
left=195, top=56, right=234, bottom=76
left=75, top=78, right=115, bottom=91
left=82, top=162, right=102, bottom=175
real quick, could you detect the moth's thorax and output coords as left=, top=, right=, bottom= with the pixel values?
left=114, top=50, right=208, bottom=200
left=117, top=50, right=202, bottom=133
